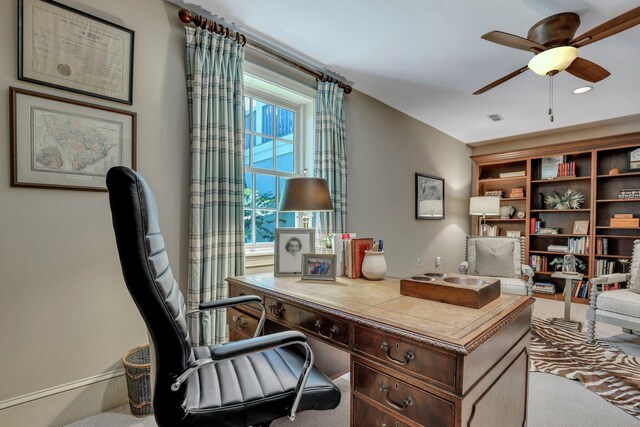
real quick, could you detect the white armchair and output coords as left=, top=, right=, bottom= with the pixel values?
left=458, top=236, right=533, bottom=296
left=586, top=240, right=640, bottom=343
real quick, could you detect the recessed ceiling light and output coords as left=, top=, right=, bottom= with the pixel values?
left=572, top=86, right=593, bottom=94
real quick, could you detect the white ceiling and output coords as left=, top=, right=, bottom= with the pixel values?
left=184, top=0, right=640, bottom=144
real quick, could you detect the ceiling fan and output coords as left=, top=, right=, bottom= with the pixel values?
left=474, top=7, right=640, bottom=95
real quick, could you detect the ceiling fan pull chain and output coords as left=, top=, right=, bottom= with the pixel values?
left=548, top=75, right=554, bottom=122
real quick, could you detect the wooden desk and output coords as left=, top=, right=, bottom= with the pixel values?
left=227, top=274, right=534, bottom=427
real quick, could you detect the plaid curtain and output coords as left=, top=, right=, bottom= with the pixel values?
left=314, top=81, right=347, bottom=233
left=185, top=27, right=245, bottom=345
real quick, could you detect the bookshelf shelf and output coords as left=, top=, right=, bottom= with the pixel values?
left=485, top=218, right=526, bottom=222
left=533, top=271, right=590, bottom=278
left=530, top=176, right=591, bottom=184
left=472, top=136, right=640, bottom=304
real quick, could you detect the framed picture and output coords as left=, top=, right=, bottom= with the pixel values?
left=573, top=220, right=589, bottom=235
left=506, top=231, right=521, bottom=238
left=415, top=173, right=445, bottom=220
left=19, top=0, right=134, bottom=104
left=10, top=87, right=136, bottom=191
left=274, top=228, right=315, bottom=276
left=629, top=148, right=640, bottom=172
left=302, top=254, right=336, bottom=281
left=540, top=156, right=564, bottom=179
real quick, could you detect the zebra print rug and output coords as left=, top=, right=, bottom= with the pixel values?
left=531, top=318, right=640, bottom=419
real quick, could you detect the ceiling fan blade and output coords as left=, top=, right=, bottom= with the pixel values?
left=570, top=7, right=640, bottom=48
left=481, top=31, right=546, bottom=52
left=474, top=66, right=529, bottom=95
left=565, top=57, right=611, bottom=83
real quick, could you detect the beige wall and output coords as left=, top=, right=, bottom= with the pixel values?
left=470, top=114, right=640, bottom=156
left=0, top=0, right=189, bottom=425
left=346, top=90, right=472, bottom=277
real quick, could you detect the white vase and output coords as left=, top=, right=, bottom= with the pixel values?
left=361, top=250, right=387, bottom=280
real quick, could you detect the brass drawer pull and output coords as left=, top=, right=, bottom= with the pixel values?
left=379, top=384, right=413, bottom=411
left=315, top=320, right=340, bottom=339
left=268, top=303, right=286, bottom=318
left=233, top=314, right=248, bottom=329
left=381, top=341, right=415, bottom=366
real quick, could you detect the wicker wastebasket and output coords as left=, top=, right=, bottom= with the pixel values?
left=123, top=345, right=153, bottom=417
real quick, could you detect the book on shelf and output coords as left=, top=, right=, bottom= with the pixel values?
left=567, top=237, right=589, bottom=255
left=596, top=237, right=609, bottom=255
left=557, top=161, right=576, bottom=177
left=538, top=227, right=559, bottom=235
left=500, top=171, right=526, bottom=178
left=529, top=255, right=547, bottom=272
left=479, top=225, right=498, bottom=237
left=595, top=259, right=617, bottom=276
left=348, top=238, right=374, bottom=279
left=533, top=282, right=556, bottom=295
left=547, top=245, right=569, bottom=252
left=530, top=218, right=543, bottom=234
left=334, top=233, right=356, bottom=277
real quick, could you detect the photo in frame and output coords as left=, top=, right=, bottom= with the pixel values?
left=415, top=173, right=445, bottom=220
left=629, top=148, right=640, bottom=172
left=540, top=156, right=564, bottom=180
left=274, top=228, right=315, bottom=276
left=573, top=220, right=589, bottom=235
left=301, top=254, right=336, bottom=281
left=10, top=87, right=136, bottom=191
left=19, top=0, right=135, bottom=104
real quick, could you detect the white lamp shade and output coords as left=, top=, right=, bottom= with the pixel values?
left=469, top=196, right=501, bottom=216
left=528, top=46, right=579, bottom=76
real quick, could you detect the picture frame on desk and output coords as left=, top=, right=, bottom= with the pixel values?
left=18, top=0, right=135, bottom=104
left=274, top=228, right=315, bottom=277
left=301, top=254, right=336, bottom=281
left=415, top=173, right=445, bottom=220
left=10, top=87, right=136, bottom=192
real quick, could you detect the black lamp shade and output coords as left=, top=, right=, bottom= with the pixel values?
left=278, top=177, right=333, bottom=212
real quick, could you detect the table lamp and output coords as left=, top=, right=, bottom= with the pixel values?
left=469, top=196, right=500, bottom=236
left=278, top=174, right=333, bottom=228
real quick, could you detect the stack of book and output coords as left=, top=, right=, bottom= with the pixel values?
left=548, top=244, right=569, bottom=253
left=556, top=161, right=576, bottom=177
left=567, top=237, right=589, bottom=254
left=334, top=234, right=375, bottom=279
left=480, top=225, right=498, bottom=237
left=596, top=237, right=609, bottom=255
left=530, top=255, right=547, bottom=272
left=510, top=187, right=525, bottom=198
left=484, top=190, right=503, bottom=197
left=595, top=259, right=616, bottom=276
left=533, top=282, right=556, bottom=295
left=600, top=282, right=625, bottom=292
left=538, top=227, right=559, bottom=235
left=618, top=188, right=640, bottom=199
left=500, top=171, right=526, bottom=179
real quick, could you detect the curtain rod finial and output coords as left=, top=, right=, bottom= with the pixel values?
left=178, top=8, right=194, bottom=24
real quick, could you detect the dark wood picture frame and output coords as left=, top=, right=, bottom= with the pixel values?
left=18, top=0, right=135, bottom=104
left=415, top=173, right=445, bottom=220
left=10, top=87, right=137, bottom=192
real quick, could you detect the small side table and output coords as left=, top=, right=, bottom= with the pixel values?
left=550, top=272, right=584, bottom=331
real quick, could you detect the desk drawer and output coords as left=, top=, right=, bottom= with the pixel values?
left=353, top=362, right=454, bottom=427
left=353, top=326, right=457, bottom=390
left=265, top=297, right=349, bottom=347
left=353, top=397, right=412, bottom=427
left=229, top=327, right=251, bottom=342
left=228, top=282, right=262, bottom=317
left=227, top=307, right=259, bottom=337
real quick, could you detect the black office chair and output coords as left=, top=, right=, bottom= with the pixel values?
left=106, top=167, right=341, bottom=427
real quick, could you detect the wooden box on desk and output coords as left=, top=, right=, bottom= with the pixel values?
left=400, top=275, right=500, bottom=309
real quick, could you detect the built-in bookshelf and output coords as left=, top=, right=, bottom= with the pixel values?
left=472, top=133, right=640, bottom=304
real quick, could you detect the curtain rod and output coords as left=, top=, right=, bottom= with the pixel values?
left=178, top=8, right=352, bottom=94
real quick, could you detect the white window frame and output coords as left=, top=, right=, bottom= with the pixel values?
left=243, top=63, right=315, bottom=258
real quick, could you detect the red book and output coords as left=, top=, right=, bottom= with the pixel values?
left=530, top=218, right=537, bottom=234
left=350, top=238, right=374, bottom=279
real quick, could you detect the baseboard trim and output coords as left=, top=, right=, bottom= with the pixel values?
left=0, top=369, right=125, bottom=410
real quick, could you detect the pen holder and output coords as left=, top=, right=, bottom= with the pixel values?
left=362, top=250, right=387, bottom=280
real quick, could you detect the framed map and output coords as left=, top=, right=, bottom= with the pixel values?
left=10, top=87, right=136, bottom=191
left=415, top=173, right=445, bottom=220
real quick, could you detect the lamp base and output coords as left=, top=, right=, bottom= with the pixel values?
left=301, top=214, right=310, bottom=229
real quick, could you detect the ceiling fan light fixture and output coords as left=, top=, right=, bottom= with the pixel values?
left=527, top=46, right=579, bottom=76
left=572, top=86, right=593, bottom=94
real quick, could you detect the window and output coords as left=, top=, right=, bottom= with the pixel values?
left=243, top=66, right=315, bottom=253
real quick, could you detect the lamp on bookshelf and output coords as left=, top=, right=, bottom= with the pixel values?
left=278, top=170, right=333, bottom=229
left=470, top=196, right=500, bottom=236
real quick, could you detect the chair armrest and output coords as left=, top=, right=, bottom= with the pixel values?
left=521, top=264, right=534, bottom=283
left=187, top=295, right=266, bottom=338
left=171, top=331, right=313, bottom=421
left=589, top=273, right=630, bottom=286
left=458, top=261, right=469, bottom=274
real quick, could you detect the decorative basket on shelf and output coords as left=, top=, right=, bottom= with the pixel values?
left=122, top=344, right=153, bottom=417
